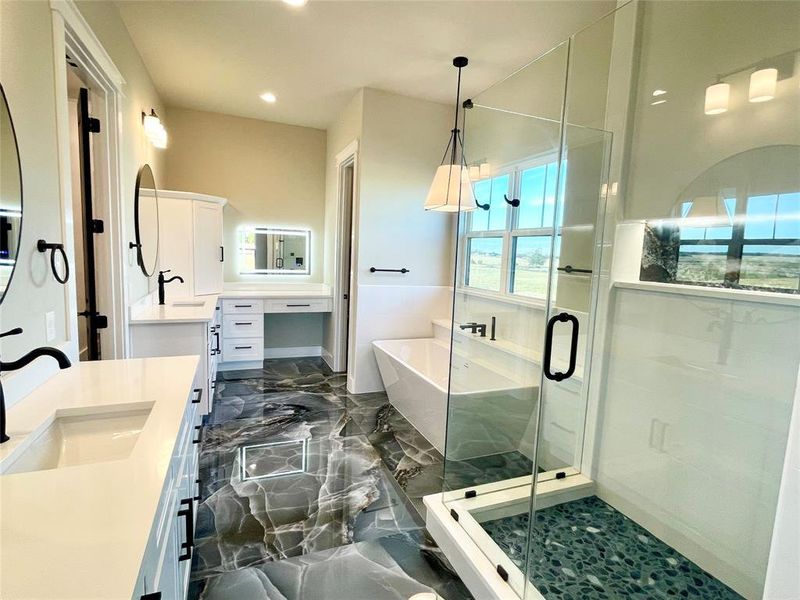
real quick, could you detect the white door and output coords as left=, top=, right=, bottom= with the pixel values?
left=192, top=202, right=224, bottom=295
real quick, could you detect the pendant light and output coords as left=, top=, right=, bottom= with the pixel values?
left=425, top=57, right=482, bottom=212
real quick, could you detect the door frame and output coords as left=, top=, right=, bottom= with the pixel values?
left=50, top=0, right=128, bottom=360
left=330, top=140, right=359, bottom=375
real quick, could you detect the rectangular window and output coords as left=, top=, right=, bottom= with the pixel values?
left=461, top=157, right=565, bottom=301
left=670, top=192, right=800, bottom=293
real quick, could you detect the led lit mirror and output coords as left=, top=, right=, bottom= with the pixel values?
left=0, top=84, right=22, bottom=305
left=239, top=227, right=310, bottom=275
left=133, top=164, right=159, bottom=277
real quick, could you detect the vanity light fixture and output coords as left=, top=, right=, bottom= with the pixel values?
left=749, top=68, right=777, bottom=102
left=151, top=123, right=168, bottom=149
left=142, top=109, right=161, bottom=138
left=281, top=0, right=308, bottom=7
left=652, top=89, right=667, bottom=97
left=425, top=57, right=483, bottom=212
left=704, top=82, right=730, bottom=115
left=260, top=92, right=277, bottom=103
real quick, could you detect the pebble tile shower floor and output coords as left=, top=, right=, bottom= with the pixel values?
left=481, top=496, right=745, bottom=600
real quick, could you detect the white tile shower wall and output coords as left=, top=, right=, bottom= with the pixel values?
left=350, top=284, right=451, bottom=393
left=763, top=364, right=800, bottom=600
left=593, top=287, right=800, bottom=599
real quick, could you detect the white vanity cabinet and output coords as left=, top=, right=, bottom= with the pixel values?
left=133, top=382, right=203, bottom=600
left=130, top=313, right=219, bottom=415
left=157, top=190, right=226, bottom=297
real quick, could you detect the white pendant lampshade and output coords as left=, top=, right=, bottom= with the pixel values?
left=749, top=68, right=777, bottom=103
left=685, top=196, right=729, bottom=220
left=704, top=83, right=730, bottom=115
left=479, top=162, right=491, bottom=178
left=425, top=164, right=476, bottom=212
left=468, top=165, right=480, bottom=181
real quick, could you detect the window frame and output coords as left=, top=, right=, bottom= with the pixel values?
left=459, top=153, right=561, bottom=306
left=675, top=190, right=800, bottom=292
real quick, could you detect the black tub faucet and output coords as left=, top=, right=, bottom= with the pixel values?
left=459, top=322, right=487, bottom=337
left=158, top=270, right=185, bottom=305
left=0, top=327, right=72, bottom=444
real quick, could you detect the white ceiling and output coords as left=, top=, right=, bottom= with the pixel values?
left=116, top=0, right=616, bottom=130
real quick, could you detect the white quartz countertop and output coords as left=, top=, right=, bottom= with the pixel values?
left=0, top=356, right=199, bottom=600
left=129, top=286, right=333, bottom=324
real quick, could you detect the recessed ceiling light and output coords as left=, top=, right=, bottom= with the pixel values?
left=282, top=0, right=308, bottom=7
left=260, top=92, right=277, bottom=104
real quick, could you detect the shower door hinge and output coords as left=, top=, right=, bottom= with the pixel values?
left=556, top=471, right=566, bottom=480
left=87, top=117, right=101, bottom=133
left=464, top=489, right=477, bottom=499
left=496, top=564, right=509, bottom=582
left=449, top=508, right=459, bottom=522
left=91, top=219, right=104, bottom=234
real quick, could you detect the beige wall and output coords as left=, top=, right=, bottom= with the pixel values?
left=321, top=89, right=363, bottom=357
left=1, top=0, right=165, bottom=395
left=164, top=107, right=326, bottom=283
left=0, top=1, right=70, bottom=361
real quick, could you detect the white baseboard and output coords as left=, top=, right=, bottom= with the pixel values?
left=263, top=345, right=322, bottom=359
left=321, top=347, right=336, bottom=372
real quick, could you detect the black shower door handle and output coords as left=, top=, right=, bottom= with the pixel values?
left=543, top=312, right=579, bottom=382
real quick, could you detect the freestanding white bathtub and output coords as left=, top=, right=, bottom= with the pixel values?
left=372, top=338, right=537, bottom=459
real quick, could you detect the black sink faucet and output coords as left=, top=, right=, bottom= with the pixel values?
left=0, top=327, right=72, bottom=444
left=459, top=322, right=487, bottom=337
left=158, top=270, right=185, bottom=305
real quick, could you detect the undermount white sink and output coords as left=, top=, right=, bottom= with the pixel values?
left=1, top=406, right=153, bottom=475
left=170, top=300, right=205, bottom=307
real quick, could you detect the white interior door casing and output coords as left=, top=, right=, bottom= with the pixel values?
left=192, top=201, right=223, bottom=295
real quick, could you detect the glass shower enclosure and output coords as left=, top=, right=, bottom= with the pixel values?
left=436, top=2, right=800, bottom=600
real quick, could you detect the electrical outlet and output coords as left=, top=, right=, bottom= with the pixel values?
left=46, top=311, right=56, bottom=342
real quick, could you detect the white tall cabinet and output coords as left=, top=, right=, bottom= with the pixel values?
left=157, top=190, right=226, bottom=296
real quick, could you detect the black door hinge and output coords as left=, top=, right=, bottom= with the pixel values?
left=140, top=594, right=162, bottom=600
left=91, top=219, right=104, bottom=233
left=78, top=311, right=108, bottom=329
left=87, top=117, right=101, bottom=133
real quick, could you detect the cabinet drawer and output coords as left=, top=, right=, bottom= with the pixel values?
left=223, top=314, right=263, bottom=338
left=222, top=338, right=263, bottom=362
left=222, top=299, right=263, bottom=315
left=264, top=298, right=331, bottom=313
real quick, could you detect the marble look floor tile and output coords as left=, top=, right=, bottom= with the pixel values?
left=208, top=391, right=345, bottom=425
left=482, top=496, right=744, bottom=600
left=192, top=434, right=422, bottom=579
left=189, top=531, right=472, bottom=600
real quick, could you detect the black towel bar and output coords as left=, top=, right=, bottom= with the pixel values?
left=370, top=267, right=409, bottom=274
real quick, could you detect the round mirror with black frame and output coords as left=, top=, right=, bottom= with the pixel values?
left=0, top=83, right=23, bottom=305
left=133, top=164, right=159, bottom=277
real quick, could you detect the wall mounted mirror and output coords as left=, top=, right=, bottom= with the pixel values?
left=133, top=164, right=159, bottom=277
left=0, top=84, right=23, bottom=305
left=239, top=227, right=310, bottom=275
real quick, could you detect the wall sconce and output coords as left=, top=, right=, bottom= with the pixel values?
left=704, top=83, right=730, bottom=115
left=749, top=68, right=777, bottom=103
left=142, top=109, right=168, bottom=149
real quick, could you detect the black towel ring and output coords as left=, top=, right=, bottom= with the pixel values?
left=37, top=239, right=70, bottom=284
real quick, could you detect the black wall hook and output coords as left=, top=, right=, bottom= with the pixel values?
left=504, top=194, right=520, bottom=207
left=37, top=239, right=70, bottom=284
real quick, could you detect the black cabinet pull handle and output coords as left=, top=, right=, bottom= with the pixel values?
left=193, top=425, right=202, bottom=444
left=220, top=246, right=224, bottom=263
left=234, top=345, right=252, bottom=350
left=234, top=321, right=252, bottom=325
left=234, top=304, right=252, bottom=308
left=177, top=498, right=194, bottom=561
left=542, top=312, right=579, bottom=382
left=286, top=304, right=310, bottom=308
